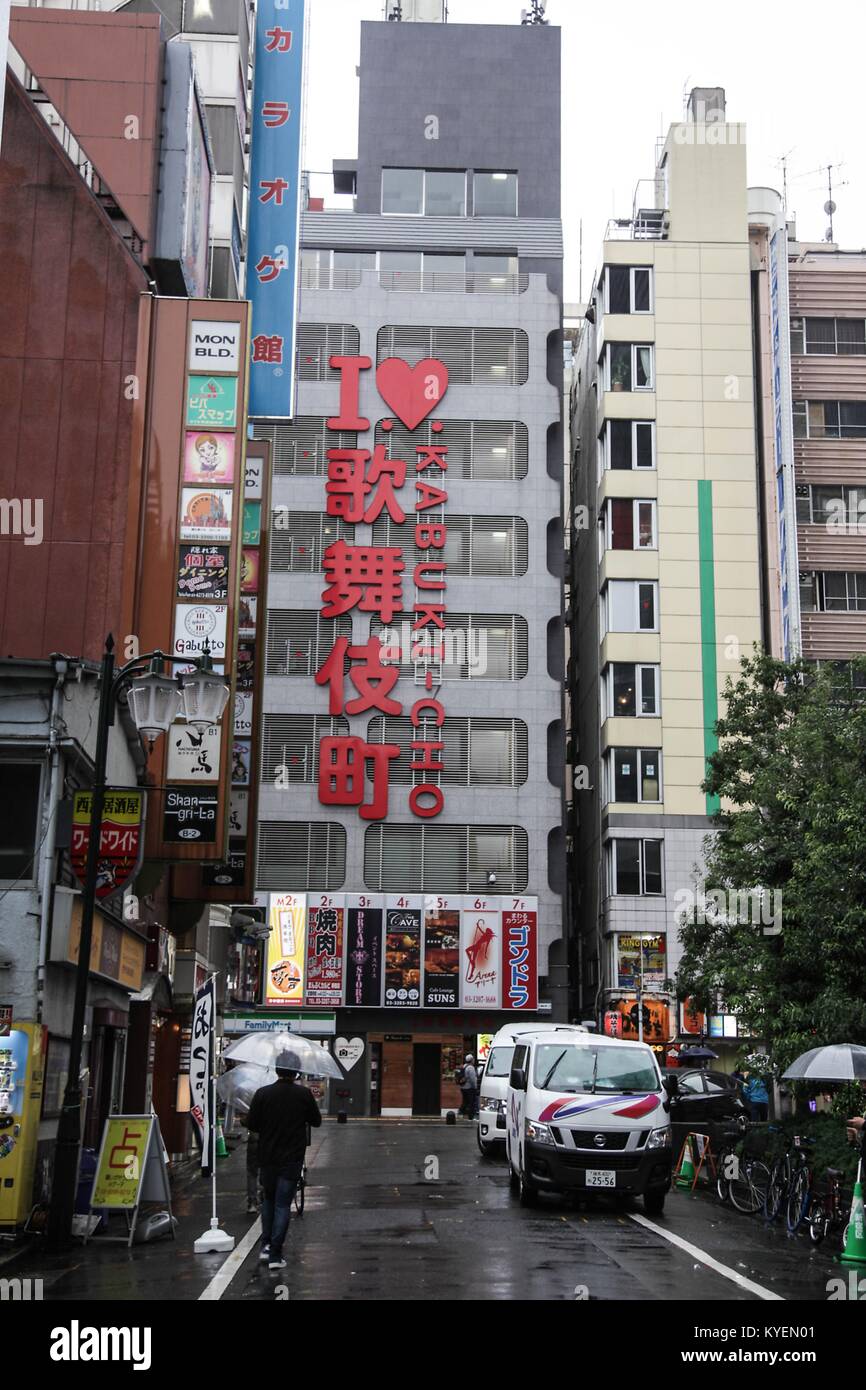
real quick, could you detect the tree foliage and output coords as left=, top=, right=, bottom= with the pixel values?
left=675, top=651, right=866, bottom=1071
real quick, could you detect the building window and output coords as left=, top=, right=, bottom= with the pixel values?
left=266, top=611, right=353, bottom=676
left=373, top=513, right=528, bottom=577
left=256, top=822, right=347, bottom=891
left=793, top=400, right=866, bottom=440
left=0, top=762, right=41, bottom=881
left=796, top=483, right=866, bottom=527
left=371, top=613, right=529, bottom=682
left=473, top=171, right=518, bottom=217
left=600, top=419, right=655, bottom=472
left=602, top=581, right=658, bottom=634
left=607, top=838, right=664, bottom=895
left=367, top=716, right=528, bottom=787
left=473, top=253, right=520, bottom=293
left=799, top=571, right=866, bottom=613
left=790, top=317, right=866, bottom=356
left=296, top=324, right=360, bottom=381
left=376, top=418, right=528, bottom=481
left=381, top=168, right=466, bottom=217
left=259, top=715, right=348, bottom=785
left=605, top=663, right=660, bottom=718
left=377, top=326, right=529, bottom=386
left=605, top=748, right=662, bottom=804
left=254, top=418, right=358, bottom=478
left=604, top=265, right=653, bottom=314
left=300, top=249, right=375, bottom=288
left=604, top=499, right=657, bottom=551
left=364, top=823, right=529, bottom=892
left=269, top=513, right=354, bottom=573
left=605, top=343, right=654, bottom=392
left=381, top=167, right=425, bottom=215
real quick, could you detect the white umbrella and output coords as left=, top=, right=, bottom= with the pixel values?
left=216, top=1062, right=276, bottom=1114
left=223, top=1032, right=343, bottom=1079
left=781, top=1043, right=866, bottom=1083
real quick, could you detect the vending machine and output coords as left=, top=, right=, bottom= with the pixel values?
left=0, top=1022, right=46, bottom=1229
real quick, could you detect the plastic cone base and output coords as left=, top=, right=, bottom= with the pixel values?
left=841, top=1182, right=866, bottom=1266
left=194, top=1218, right=235, bottom=1254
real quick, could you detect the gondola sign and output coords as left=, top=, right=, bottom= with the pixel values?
left=70, top=789, right=145, bottom=900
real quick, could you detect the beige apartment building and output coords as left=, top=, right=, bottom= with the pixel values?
left=568, top=89, right=765, bottom=1056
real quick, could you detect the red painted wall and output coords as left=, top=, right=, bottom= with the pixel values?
left=0, top=74, right=149, bottom=662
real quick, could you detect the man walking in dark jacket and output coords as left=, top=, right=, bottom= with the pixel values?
left=246, top=1050, right=322, bottom=1270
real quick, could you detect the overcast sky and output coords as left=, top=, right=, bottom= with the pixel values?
left=303, top=0, right=866, bottom=301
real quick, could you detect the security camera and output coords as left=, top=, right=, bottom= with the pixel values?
left=230, top=909, right=270, bottom=942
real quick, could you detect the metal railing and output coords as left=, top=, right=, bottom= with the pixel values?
left=301, top=268, right=529, bottom=294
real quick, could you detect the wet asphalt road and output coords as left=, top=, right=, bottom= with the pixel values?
left=225, top=1120, right=841, bottom=1302
left=12, top=1120, right=847, bottom=1302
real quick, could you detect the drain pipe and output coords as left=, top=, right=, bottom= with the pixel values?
left=37, top=655, right=69, bottom=1019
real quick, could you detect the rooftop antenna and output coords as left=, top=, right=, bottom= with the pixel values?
left=773, top=149, right=795, bottom=213
left=521, top=1, right=548, bottom=24
left=681, top=75, right=691, bottom=119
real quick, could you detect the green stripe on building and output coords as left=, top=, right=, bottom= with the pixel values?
left=697, top=480, right=720, bottom=817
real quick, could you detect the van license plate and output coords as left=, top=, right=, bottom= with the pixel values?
left=585, top=1170, right=616, bottom=1188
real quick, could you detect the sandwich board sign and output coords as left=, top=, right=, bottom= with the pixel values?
left=87, top=1113, right=174, bottom=1247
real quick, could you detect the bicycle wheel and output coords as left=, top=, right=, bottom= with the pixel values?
left=293, top=1172, right=306, bottom=1216
left=808, top=1201, right=827, bottom=1245
left=764, top=1161, right=785, bottom=1221
left=786, top=1167, right=810, bottom=1233
left=730, top=1161, right=769, bottom=1216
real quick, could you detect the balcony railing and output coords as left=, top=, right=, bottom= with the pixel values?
left=300, top=268, right=529, bottom=294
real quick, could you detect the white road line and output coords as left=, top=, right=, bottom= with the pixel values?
left=627, top=1212, right=785, bottom=1301
left=198, top=1218, right=262, bottom=1302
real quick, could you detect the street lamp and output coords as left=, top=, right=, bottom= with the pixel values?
left=46, top=633, right=229, bottom=1250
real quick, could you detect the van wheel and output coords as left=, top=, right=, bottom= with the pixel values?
left=643, top=1190, right=666, bottom=1216
left=509, top=1160, right=520, bottom=1192
left=519, top=1160, right=539, bottom=1208
left=477, top=1129, right=494, bottom=1158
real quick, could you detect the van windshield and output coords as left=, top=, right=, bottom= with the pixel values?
left=484, top=1046, right=514, bottom=1078
left=533, top=1044, right=659, bottom=1094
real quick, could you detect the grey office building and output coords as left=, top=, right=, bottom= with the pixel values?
left=254, top=13, right=566, bottom=1114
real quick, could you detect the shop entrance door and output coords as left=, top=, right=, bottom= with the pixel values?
left=412, top=1043, right=441, bottom=1116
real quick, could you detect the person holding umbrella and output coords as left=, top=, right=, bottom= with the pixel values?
left=245, top=1050, right=322, bottom=1271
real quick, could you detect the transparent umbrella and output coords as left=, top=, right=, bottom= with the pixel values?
left=216, top=1063, right=276, bottom=1114
left=781, top=1043, right=866, bottom=1084
left=223, top=1032, right=343, bottom=1079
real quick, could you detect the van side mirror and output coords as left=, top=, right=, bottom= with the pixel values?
left=510, top=1067, right=527, bottom=1091
left=663, top=1075, right=679, bottom=1098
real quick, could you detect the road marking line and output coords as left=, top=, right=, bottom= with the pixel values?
left=198, top=1218, right=262, bottom=1302
left=627, top=1212, right=784, bottom=1301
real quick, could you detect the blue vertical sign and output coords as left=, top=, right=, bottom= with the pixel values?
left=247, top=0, right=305, bottom=419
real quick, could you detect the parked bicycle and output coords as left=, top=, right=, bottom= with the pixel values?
left=764, top=1133, right=816, bottom=1230
left=715, top=1129, right=771, bottom=1215
left=807, top=1166, right=849, bottom=1246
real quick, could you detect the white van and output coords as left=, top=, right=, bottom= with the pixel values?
left=477, top=1022, right=588, bottom=1157
left=505, top=1030, right=673, bottom=1213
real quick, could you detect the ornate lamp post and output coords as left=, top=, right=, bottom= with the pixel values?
left=46, top=634, right=229, bottom=1249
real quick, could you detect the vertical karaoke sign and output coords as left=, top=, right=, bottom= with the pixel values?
left=247, top=0, right=306, bottom=419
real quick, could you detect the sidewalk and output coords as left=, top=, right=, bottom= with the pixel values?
left=1, top=1126, right=328, bottom=1301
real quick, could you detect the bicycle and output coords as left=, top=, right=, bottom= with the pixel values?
left=716, top=1131, right=771, bottom=1215
left=293, top=1162, right=306, bottom=1216
left=294, top=1121, right=311, bottom=1216
left=764, top=1133, right=815, bottom=1227
left=807, top=1167, right=849, bottom=1246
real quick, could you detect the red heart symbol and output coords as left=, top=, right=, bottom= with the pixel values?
left=376, top=358, right=449, bottom=431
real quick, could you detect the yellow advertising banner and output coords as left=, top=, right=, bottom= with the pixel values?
left=265, top=892, right=306, bottom=1007
left=91, top=1116, right=153, bottom=1208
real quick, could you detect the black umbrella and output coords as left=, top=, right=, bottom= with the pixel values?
left=676, top=1045, right=719, bottom=1061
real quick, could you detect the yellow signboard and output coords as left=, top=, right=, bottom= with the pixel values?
left=91, top=1115, right=153, bottom=1208
left=265, top=892, right=306, bottom=1007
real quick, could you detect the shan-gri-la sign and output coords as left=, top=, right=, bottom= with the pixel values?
left=316, top=355, right=451, bottom=822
